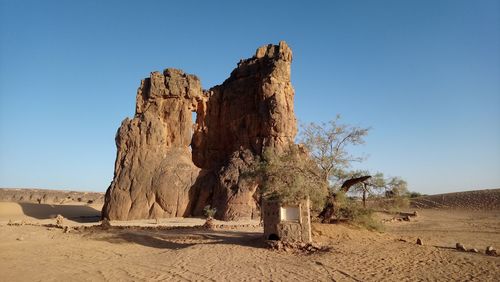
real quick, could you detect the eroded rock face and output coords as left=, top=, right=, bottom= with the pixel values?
left=102, top=69, right=205, bottom=220
left=192, top=41, right=296, bottom=169
left=103, top=41, right=297, bottom=221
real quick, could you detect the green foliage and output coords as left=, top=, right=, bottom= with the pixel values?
left=386, top=177, right=408, bottom=197
left=246, top=146, right=328, bottom=211
left=408, top=191, right=423, bottom=198
left=366, top=194, right=410, bottom=212
left=203, top=205, right=217, bottom=218
left=392, top=196, right=410, bottom=210
left=352, top=210, right=384, bottom=231
left=296, top=115, right=410, bottom=229
left=370, top=172, right=387, bottom=190
left=330, top=192, right=383, bottom=231
left=299, top=115, right=370, bottom=185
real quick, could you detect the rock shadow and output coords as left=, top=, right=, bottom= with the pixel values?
left=18, top=202, right=101, bottom=223
left=91, top=227, right=267, bottom=250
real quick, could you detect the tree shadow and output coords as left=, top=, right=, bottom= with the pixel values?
left=433, top=245, right=456, bottom=251
left=18, top=202, right=101, bottom=223
left=90, top=227, right=267, bottom=250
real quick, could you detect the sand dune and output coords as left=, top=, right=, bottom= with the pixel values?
left=0, top=188, right=104, bottom=205
left=0, top=202, right=102, bottom=224
left=411, top=188, right=500, bottom=210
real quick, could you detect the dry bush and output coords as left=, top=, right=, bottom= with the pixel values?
left=244, top=146, right=328, bottom=211
left=203, top=205, right=217, bottom=219
left=327, top=192, right=383, bottom=231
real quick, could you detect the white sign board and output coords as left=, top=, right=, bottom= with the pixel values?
left=280, top=206, right=300, bottom=222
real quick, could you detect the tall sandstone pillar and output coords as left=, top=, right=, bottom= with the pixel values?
left=103, top=41, right=297, bottom=220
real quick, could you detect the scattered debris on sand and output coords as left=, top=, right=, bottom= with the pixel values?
left=381, top=210, right=419, bottom=223
left=266, top=240, right=331, bottom=254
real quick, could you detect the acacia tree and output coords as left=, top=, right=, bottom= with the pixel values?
left=385, top=177, right=408, bottom=197
left=299, top=115, right=370, bottom=185
left=332, top=170, right=386, bottom=207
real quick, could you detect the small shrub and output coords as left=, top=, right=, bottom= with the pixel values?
left=352, top=211, right=384, bottom=231
left=244, top=146, right=328, bottom=211
left=392, top=196, right=410, bottom=209
left=409, top=191, right=422, bottom=198
left=203, top=205, right=217, bottom=219
left=325, top=192, right=383, bottom=231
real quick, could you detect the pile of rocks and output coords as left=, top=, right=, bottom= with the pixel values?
left=382, top=211, right=419, bottom=223
left=455, top=242, right=497, bottom=256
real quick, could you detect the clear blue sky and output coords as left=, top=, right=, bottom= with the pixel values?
left=1, top=0, right=499, bottom=194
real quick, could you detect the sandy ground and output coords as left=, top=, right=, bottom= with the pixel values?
left=0, top=199, right=499, bottom=281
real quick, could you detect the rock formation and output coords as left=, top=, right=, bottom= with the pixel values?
left=103, top=41, right=297, bottom=221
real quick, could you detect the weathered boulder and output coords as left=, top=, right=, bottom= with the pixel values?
left=211, top=149, right=261, bottom=220
left=103, top=41, right=297, bottom=221
left=456, top=242, right=467, bottom=252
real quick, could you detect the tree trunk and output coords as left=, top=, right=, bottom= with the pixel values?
left=319, top=194, right=336, bottom=223
left=362, top=183, right=367, bottom=208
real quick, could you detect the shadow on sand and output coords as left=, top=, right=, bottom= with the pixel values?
left=19, top=202, right=101, bottom=223
left=90, top=227, right=267, bottom=250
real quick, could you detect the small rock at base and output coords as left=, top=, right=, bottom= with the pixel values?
left=456, top=243, right=467, bottom=251
left=416, top=238, right=423, bottom=245
left=63, top=226, right=71, bottom=233
left=485, top=246, right=497, bottom=256
left=16, top=237, right=24, bottom=241
left=101, top=218, right=112, bottom=229
left=468, top=248, right=479, bottom=253
left=55, top=214, right=64, bottom=226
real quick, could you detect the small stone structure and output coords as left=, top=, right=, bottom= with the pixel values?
left=262, top=198, right=312, bottom=242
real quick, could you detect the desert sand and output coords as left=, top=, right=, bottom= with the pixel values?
left=0, top=189, right=499, bottom=281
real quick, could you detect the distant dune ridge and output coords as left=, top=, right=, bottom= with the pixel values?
left=411, top=188, right=500, bottom=210
left=0, top=188, right=104, bottom=205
